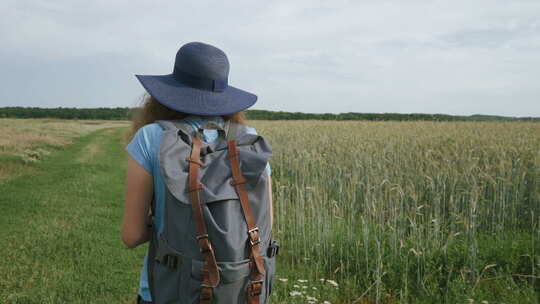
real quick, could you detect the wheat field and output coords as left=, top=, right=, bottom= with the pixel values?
left=251, top=120, right=540, bottom=303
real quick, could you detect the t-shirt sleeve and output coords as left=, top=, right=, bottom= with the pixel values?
left=125, top=126, right=154, bottom=174
left=245, top=126, right=272, bottom=177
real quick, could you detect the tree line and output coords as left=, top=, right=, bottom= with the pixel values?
left=0, top=107, right=538, bottom=122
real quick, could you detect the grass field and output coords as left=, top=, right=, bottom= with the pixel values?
left=0, top=119, right=539, bottom=304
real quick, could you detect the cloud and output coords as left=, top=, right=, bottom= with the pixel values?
left=1, top=0, right=539, bottom=116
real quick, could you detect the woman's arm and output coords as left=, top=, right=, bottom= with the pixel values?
left=121, top=155, right=153, bottom=248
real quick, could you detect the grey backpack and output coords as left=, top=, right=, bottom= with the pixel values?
left=147, top=119, right=278, bottom=304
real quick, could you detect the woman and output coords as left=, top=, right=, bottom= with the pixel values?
left=122, top=42, right=273, bottom=304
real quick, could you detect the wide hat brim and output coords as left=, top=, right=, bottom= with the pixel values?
left=135, top=74, right=257, bottom=116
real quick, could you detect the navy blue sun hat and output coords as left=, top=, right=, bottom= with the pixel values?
left=135, top=42, right=257, bottom=116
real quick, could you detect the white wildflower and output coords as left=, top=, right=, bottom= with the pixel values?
left=293, top=284, right=300, bottom=288
left=326, top=279, right=339, bottom=287
left=306, top=296, right=318, bottom=302
left=312, top=286, right=318, bottom=290
left=289, top=291, right=303, bottom=297
left=302, top=286, right=308, bottom=289
left=278, top=278, right=288, bottom=282
left=298, top=279, right=308, bottom=283
left=323, top=301, right=331, bottom=304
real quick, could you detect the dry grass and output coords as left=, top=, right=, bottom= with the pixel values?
left=0, top=118, right=128, bottom=154
left=0, top=118, right=129, bottom=180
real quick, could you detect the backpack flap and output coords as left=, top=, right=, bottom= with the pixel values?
left=228, top=133, right=272, bottom=189
left=159, top=127, right=272, bottom=206
left=201, top=133, right=271, bottom=203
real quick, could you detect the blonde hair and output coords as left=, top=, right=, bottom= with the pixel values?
left=125, top=93, right=247, bottom=142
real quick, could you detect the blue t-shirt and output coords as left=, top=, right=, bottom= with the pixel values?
left=124, top=115, right=270, bottom=301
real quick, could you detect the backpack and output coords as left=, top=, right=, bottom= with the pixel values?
left=147, top=119, right=279, bottom=304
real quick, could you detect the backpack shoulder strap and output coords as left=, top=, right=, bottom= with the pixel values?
left=225, top=121, right=237, bottom=140
left=225, top=121, right=250, bottom=140
left=227, top=139, right=266, bottom=303
left=187, top=137, right=220, bottom=302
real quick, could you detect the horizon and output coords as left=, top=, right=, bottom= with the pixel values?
left=1, top=105, right=539, bottom=119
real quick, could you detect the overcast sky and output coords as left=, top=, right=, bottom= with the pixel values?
left=1, top=0, right=539, bottom=116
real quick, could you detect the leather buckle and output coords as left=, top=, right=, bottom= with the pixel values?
left=200, top=285, right=213, bottom=300
left=197, top=238, right=213, bottom=253
left=248, top=228, right=261, bottom=246
left=248, top=280, right=264, bottom=297
left=185, top=157, right=204, bottom=166
left=196, top=234, right=209, bottom=240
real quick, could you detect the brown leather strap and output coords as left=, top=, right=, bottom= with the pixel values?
left=227, top=140, right=266, bottom=304
left=187, top=137, right=220, bottom=303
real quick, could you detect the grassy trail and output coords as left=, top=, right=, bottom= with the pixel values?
left=0, top=127, right=145, bottom=303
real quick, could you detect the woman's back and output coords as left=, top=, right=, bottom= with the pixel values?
left=125, top=115, right=272, bottom=302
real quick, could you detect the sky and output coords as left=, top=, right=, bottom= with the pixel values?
left=1, top=0, right=539, bottom=117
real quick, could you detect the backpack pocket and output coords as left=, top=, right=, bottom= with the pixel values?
left=150, top=236, right=184, bottom=303
left=184, top=258, right=252, bottom=304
